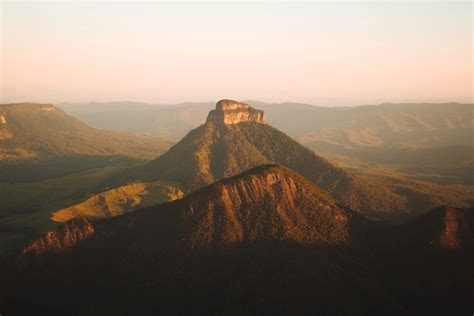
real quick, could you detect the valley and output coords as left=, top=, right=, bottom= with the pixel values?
left=1, top=100, right=472, bottom=256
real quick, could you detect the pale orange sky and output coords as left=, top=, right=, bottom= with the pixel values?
left=1, top=2, right=472, bottom=106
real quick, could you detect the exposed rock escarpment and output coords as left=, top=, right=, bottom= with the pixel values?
left=23, top=217, right=95, bottom=255
left=435, top=207, right=473, bottom=249
left=397, top=206, right=474, bottom=251
left=180, top=164, right=352, bottom=248
left=206, top=99, right=265, bottom=125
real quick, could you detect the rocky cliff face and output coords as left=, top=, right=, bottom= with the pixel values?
left=206, top=99, right=264, bottom=125
left=435, top=207, right=474, bottom=249
left=180, top=165, right=351, bottom=248
left=23, top=217, right=95, bottom=255
left=396, top=206, right=474, bottom=251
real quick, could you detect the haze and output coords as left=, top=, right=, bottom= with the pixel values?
left=1, top=1, right=472, bottom=105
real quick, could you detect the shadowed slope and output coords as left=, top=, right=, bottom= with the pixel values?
left=8, top=164, right=395, bottom=315
left=5, top=166, right=473, bottom=315
left=370, top=206, right=474, bottom=315
left=395, top=206, right=474, bottom=250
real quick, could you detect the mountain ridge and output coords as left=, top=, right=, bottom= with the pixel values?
left=143, top=108, right=408, bottom=215
left=22, top=164, right=358, bottom=255
left=0, top=103, right=171, bottom=164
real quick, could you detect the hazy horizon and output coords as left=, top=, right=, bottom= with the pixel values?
left=1, top=1, right=472, bottom=106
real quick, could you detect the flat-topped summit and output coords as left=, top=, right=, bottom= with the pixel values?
left=206, top=99, right=265, bottom=124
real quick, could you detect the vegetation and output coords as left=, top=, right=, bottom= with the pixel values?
left=0, top=103, right=171, bottom=164
left=144, top=120, right=463, bottom=217
left=318, top=151, right=474, bottom=219
left=0, top=162, right=141, bottom=256
left=51, top=180, right=183, bottom=222
left=3, top=165, right=472, bottom=315
left=317, top=146, right=474, bottom=185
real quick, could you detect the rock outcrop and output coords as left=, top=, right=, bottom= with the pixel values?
left=397, top=206, right=474, bottom=251
left=23, top=217, right=95, bottom=255
left=206, top=99, right=264, bottom=125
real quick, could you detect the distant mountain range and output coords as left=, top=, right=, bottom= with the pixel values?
left=60, top=101, right=474, bottom=185
left=60, top=101, right=473, bottom=149
left=5, top=165, right=473, bottom=315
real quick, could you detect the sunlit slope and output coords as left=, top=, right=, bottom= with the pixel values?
left=51, top=181, right=183, bottom=222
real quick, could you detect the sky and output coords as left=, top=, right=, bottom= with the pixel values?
left=1, top=1, right=472, bottom=106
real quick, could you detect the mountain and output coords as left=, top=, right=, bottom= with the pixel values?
left=4, top=165, right=473, bottom=315
left=6, top=165, right=395, bottom=315
left=24, top=164, right=361, bottom=255
left=0, top=103, right=172, bottom=181
left=138, top=100, right=434, bottom=216
left=60, top=101, right=474, bottom=184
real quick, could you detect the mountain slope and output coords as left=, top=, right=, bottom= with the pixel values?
left=9, top=165, right=394, bottom=315
left=24, top=165, right=361, bottom=255
left=0, top=103, right=171, bottom=163
left=6, top=166, right=473, bottom=315
left=142, top=100, right=407, bottom=215
left=369, top=206, right=474, bottom=315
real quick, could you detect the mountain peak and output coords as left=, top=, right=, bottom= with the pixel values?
left=206, top=99, right=265, bottom=124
